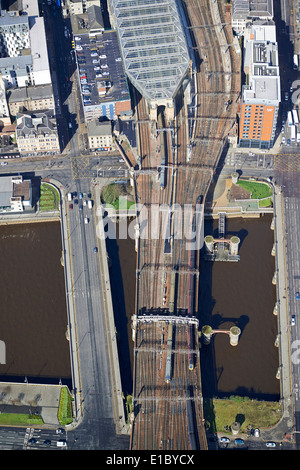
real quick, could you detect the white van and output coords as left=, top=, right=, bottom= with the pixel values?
left=57, top=440, right=67, bottom=447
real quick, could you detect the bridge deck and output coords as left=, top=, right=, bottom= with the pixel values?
left=130, top=318, right=206, bottom=450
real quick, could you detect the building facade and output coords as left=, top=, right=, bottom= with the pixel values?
left=239, top=23, right=280, bottom=149
left=0, top=175, right=32, bottom=213
left=16, top=110, right=60, bottom=155
left=7, top=84, right=54, bottom=116
left=87, top=119, right=114, bottom=150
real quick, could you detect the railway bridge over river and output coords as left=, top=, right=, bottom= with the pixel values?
left=108, top=0, right=241, bottom=450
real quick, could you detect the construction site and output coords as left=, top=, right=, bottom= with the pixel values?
left=109, top=0, right=241, bottom=450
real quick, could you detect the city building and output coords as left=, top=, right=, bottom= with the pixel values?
left=7, top=84, right=55, bottom=116
left=0, top=74, right=10, bottom=124
left=87, top=119, right=113, bottom=150
left=0, top=4, right=51, bottom=88
left=232, top=0, right=274, bottom=35
left=16, top=109, right=60, bottom=156
left=69, top=0, right=100, bottom=16
left=108, top=0, right=190, bottom=120
left=239, top=23, right=281, bottom=149
left=0, top=175, right=32, bottom=213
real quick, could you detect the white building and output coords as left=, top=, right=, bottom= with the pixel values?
left=0, top=4, right=51, bottom=88
left=232, top=0, right=274, bottom=35
left=0, top=175, right=32, bottom=213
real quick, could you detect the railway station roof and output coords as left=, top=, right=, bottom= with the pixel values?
left=109, top=0, right=190, bottom=102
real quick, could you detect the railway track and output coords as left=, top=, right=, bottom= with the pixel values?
left=130, top=0, right=240, bottom=451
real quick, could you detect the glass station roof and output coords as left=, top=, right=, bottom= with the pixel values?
left=109, top=0, right=190, bottom=101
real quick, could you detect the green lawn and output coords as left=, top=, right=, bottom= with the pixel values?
left=57, top=386, right=73, bottom=426
left=237, top=180, right=273, bottom=208
left=204, top=396, right=281, bottom=434
left=237, top=180, right=272, bottom=200
left=0, top=413, right=43, bottom=426
left=39, top=183, right=60, bottom=211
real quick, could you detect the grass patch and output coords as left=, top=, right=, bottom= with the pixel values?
left=204, top=397, right=282, bottom=434
left=0, top=413, right=43, bottom=426
left=57, top=386, right=73, bottom=426
left=39, top=183, right=60, bottom=211
left=237, top=180, right=272, bottom=200
left=101, top=182, right=134, bottom=210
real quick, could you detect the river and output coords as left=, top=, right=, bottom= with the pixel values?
left=112, top=214, right=280, bottom=401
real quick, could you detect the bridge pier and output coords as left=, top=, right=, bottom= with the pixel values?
left=201, top=325, right=241, bottom=346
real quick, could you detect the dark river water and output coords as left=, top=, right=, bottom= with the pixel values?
left=0, top=222, right=71, bottom=385
left=0, top=215, right=278, bottom=401
left=110, top=214, right=280, bottom=401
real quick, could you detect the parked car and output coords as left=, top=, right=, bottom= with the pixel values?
left=291, top=315, right=296, bottom=326
left=296, top=292, right=300, bottom=300
left=69, top=203, right=73, bottom=210
left=266, top=441, right=276, bottom=448
left=220, top=437, right=230, bottom=443
left=93, top=247, right=98, bottom=253
left=234, top=438, right=244, bottom=445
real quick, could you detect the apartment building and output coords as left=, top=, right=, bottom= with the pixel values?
left=0, top=6, right=51, bottom=88
left=87, top=119, right=114, bottom=150
left=16, top=110, right=60, bottom=155
left=0, top=75, right=10, bottom=122
left=7, top=84, right=54, bottom=116
left=239, top=23, right=280, bottom=149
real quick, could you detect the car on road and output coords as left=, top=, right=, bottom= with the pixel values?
left=234, top=438, right=244, bottom=445
left=296, top=292, right=300, bottom=300
left=69, top=204, right=73, bottom=210
left=56, top=428, right=65, bottom=435
left=79, top=205, right=83, bottom=211
left=266, top=441, right=276, bottom=448
left=287, top=139, right=291, bottom=146
left=220, top=437, right=230, bottom=443
left=93, top=247, right=98, bottom=253
left=74, top=198, right=78, bottom=205
left=79, top=192, right=83, bottom=199
left=28, top=438, right=36, bottom=444
left=291, top=315, right=296, bottom=326
left=1, top=162, right=7, bottom=165
left=44, top=439, right=51, bottom=445
left=254, top=428, right=260, bottom=437
left=282, top=137, right=286, bottom=144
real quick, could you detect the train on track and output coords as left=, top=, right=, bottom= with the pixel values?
left=185, top=388, right=198, bottom=450
left=157, top=107, right=167, bottom=190
left=165, top=323, right=173, bottom=383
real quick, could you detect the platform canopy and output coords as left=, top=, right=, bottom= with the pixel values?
left=109, top=0, right=190, bottom=102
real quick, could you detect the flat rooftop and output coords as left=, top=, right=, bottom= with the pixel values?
left=75, top=30, right=130, bottom=107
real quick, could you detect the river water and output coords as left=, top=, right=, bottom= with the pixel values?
left=0, top=215, right=279, bottom=401
left=0, top=222, right=71, bottom=385
left=113, top=214, right=280, bottom=401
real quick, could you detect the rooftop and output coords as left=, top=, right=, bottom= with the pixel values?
left=75, top=30, right=131, bottom=108
left=87, top=119, right=112, bottom=136
left=108, top=0, right=190, bottom=102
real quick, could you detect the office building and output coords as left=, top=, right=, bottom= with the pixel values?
left=239, top=23, right=280, bottom=149
left=232, top=0, right=274, bottom=35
